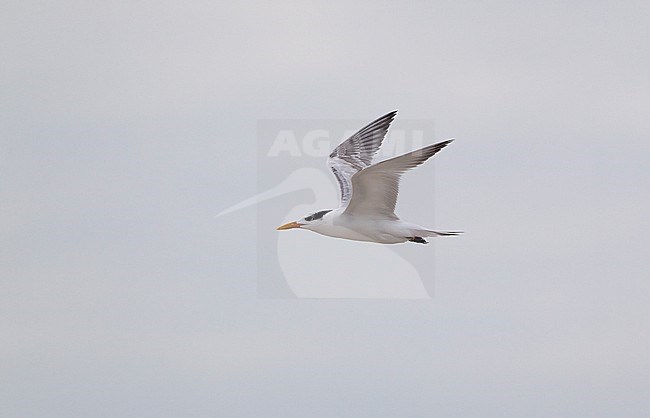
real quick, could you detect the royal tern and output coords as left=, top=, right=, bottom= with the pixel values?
left=277, top=111, right=461, bottom=244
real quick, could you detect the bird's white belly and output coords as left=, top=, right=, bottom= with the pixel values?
left=313, top=217, right=409, bottom=244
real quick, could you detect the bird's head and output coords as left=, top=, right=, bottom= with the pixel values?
left=276, top=209, right=332, bottom=231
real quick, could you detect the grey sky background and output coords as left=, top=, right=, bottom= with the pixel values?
left=2, top=1, right=649, bottom=416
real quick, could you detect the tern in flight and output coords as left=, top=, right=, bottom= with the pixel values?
left=277, top=111, right=461, bottom=244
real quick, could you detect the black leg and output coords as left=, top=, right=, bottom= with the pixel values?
left=408, top=237, right=428, bottom=244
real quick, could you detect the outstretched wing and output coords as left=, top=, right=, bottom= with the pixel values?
left=327, top=111, right=397, bottom=207
left=343, top=140, right=454, bottom=219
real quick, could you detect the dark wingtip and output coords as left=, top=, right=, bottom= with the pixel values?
left=382, top=110, right=398, bottom=121
left=432, top=139, right=455, bottom=153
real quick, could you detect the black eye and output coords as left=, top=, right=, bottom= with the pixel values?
left=304, top=215, right=313, bottom=221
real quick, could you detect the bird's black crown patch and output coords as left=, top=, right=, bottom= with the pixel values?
left=305, top=210, right=332, bottom=222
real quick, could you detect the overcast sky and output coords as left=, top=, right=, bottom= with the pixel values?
left=2, top=1, right=649, bottom=416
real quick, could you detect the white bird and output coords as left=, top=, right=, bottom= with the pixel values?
left=277, top=111, right=461, bottom=244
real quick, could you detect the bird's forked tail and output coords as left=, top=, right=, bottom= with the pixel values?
left=423, top=229, right=463, bottom=237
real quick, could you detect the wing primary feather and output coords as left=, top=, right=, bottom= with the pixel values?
left=327, top=111, right=398, bottom=207
left=328, top=110, right=397, bottom=165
